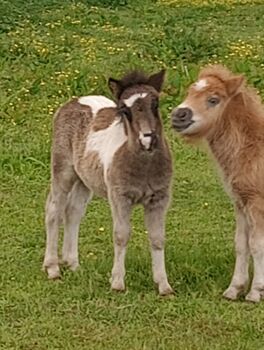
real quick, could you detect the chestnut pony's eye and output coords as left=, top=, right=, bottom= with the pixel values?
left=207, top=96, right=220, bottom=107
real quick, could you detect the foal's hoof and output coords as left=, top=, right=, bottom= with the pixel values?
left=110, top=277, right=125, bottom=292
left=61, top=258, right=79, bottom=272
left=223, top=287, right=240, bottom=301
left=43, top=259, right=61, bottom=279
left=245, top=289, right=263, bottom=303
left=158, top=282, right=174, bottom=296
left=68, top=262, right=79, bottom=272
left=46, top=265, right=61, bottom=279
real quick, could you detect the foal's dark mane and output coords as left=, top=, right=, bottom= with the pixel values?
left=120, top=71, right=149, bottom=87
left=115, top=71, right=149, bottom=98
left=109, top=69, right=165, bottom=101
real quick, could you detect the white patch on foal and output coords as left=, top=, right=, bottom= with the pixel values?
left=193, top=79, right=208, bottom=91
left=86, top=119, right=127, bottom=180
left=139, top=131, right=152, bottom=150
left=78, top=95, right=116, bottom=117
left=123, top=93, right=148, bottom=107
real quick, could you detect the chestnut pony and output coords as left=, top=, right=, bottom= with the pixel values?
left=172, top=65, right=264, bottom=302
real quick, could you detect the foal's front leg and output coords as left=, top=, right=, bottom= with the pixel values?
left=62, top=180, right=92, bottom=271
left=245, top=207, right=264, bottom=303
left=223, top=206, right=249, bottom=300
left=144, top=199, right=173, bottom=296
left=109, top=194, right=132, bottom=291
left=44, top=189, right=67, bottom=279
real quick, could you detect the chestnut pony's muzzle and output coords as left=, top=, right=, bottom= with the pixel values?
left=171, top=107, right=194, bottom=132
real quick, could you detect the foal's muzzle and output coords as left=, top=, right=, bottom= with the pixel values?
left=171, top=107, right=194, bottom=132
left=139, top=131, right=158, bottom=151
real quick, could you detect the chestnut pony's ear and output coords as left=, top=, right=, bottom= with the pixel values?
left=225, top=75, right=244, bottom=96
left=147, top=69, right=166, bottom=92
left=108, top=78, right=123, bottom=99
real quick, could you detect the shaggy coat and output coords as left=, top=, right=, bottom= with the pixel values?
left=172, top=64, right=264, bottom=302
left=43, top=70, right=173, bottom=295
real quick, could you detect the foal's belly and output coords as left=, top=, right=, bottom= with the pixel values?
left=75, top=151, right=108, bottom=198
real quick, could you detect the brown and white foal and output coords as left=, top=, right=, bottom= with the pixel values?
left=43, top=70, right=173, bottom=295
left=172, top=64, right=264, bottom=302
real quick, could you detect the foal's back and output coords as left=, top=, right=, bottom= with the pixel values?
left=51, top=96, right=117, bottom=197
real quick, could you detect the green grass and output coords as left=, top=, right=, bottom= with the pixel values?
left=1, top=0, right=264, bottom=349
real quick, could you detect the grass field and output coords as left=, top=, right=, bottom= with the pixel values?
left=1, top=0, right=264, bottom=349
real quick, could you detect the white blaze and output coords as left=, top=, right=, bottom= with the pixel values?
left=123, top=93, right=148, bottom=107
left=78, top=95, right=116, bottom=117
left=194, top=79, right=208, bottom=91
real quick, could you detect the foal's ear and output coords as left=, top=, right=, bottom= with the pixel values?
left=108, top=78, right=123, bottom=98
left=147, top=69, right=166, bottom=92
left=225, top=75, right=244, bottom=96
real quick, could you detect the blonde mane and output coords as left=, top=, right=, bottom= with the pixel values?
left=199, top=64, right=264, bottom=118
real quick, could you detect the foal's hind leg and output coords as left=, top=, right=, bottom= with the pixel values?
left=43, top=188, right=68, bottom=279
left=43, top=165, right=76, bottom=279
left=223, top=206, right=249, bottom=300
left=144, top=199, right=173, bottom=296
left=245, top=207, right=264, bottom=303
left=62, top=180, right=92, bottom=271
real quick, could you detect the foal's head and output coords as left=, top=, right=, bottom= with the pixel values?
left=171, top=65, right=244, bottom=139
left=108, top=70, right=165, bottom=151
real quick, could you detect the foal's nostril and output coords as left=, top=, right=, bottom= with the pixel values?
left=150, top=133, right=158, bottom=146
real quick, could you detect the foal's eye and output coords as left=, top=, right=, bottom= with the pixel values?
left=152, top=99, right=159, bottom=109
left=207, top=96, right=220, bottom=107
left=151, top=99, right=159, bottom=117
